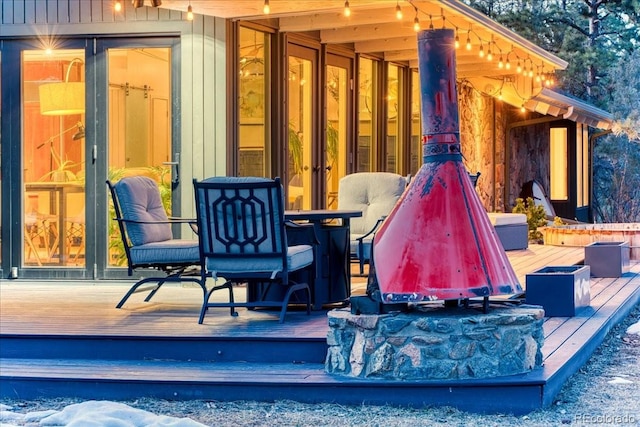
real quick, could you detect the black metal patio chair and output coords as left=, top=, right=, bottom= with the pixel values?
left=193, top=176, right=314, bottom=323
left=107, top=176, right=208, bottom=309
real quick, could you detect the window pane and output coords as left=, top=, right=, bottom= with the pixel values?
left=238, top=27, right=271, bottom=177
left=550, top=127, right=568, bottom=200
left=358, top=58, right=375, bottom=171
left=22, top=49, right=86, bottom=267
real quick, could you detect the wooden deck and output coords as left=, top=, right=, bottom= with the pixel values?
left=1, top=244, right=638, bottom=414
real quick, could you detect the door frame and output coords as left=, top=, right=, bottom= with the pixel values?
left=1, top=39, right=92, bottom=280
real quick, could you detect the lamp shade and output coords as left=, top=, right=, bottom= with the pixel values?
left=39, top=82, right=85, bottom=116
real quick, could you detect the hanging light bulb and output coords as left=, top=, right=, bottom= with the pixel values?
left=263, top=0, right=270, bottom=14
left=454, top=30, right=460, bottom=49
left=413, top=8, right=420, bottom=31
left=498, top=90, right=503, bottom=101
left=466, top=31, right=472, bottom=50
left=516, top=60, right=522, bottom=74
left=487, top=47, right=493, bottom=61
left=187, top=3, right=193, bottom=20
left=114, top=0, right=122, bottom=12
left=395, top=1, right=403, bottom=20
left=505, top=57, right=511, bottom=70
left=344, top=0, right=351, bottom=17
left=478, top=43, right=484, bottom=58
left=521, top=104, right=526, bottom=113
left=498, top=55, right=504, bottom=69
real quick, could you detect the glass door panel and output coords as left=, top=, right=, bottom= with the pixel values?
left=326, top=58, right=350, bottom=209
left=107, top=47, right=172, bottom=267
left=288, top=49, right=314, bottom=210
left=22, top=49, right=86, bottom=267
left=238, top=27, right=271, bottom=177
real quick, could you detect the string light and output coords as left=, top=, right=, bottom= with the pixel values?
left=413, top=8, right=420, bottom=31
left=478, top=42, right=484, bottom=58
left=344, top=0, right=351, bottom=17
left=429, top=14, right=434, bottom=30
left=498, top=55, right=504, bottom=69
left=521, top=104, right=526, bottom=113
left=466, top=30, right=472, bottom=50
left=114, top=0, right=122, bottom=12
left=263, top=0, right=269, bottom=14
left=187, top=2, right=193, bottom=20
left=516, top=60, right=522, bottom=74
left=395, top=1, right=403, bottom=20
left=454, top=29, right=460, bottom=49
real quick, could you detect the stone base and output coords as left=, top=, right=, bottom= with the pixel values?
left=326, top=305, right=544, bottom=380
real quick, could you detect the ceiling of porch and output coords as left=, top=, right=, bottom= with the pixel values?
left=157, top=0, right=612, bottom=129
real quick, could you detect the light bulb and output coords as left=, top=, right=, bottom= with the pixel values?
left=521, top=104, right=526, bottom=113
left=505, top=58, right=511, bottom=70
left=187, top=4, right=193, bottom=20
left=395, top=2, right=403, bottom=20
left=498, top=56, right=504, bottom=69
left=344, top=1, right=351, bottom=17
left=478, top=44, right=484, bottom=58
left=263, top=0, right=270, bottom=14
left=516, top=61, right=522, bottom=73
left=413, top=16, right=420, bottom=31
left=454, top=33, right=460, bottom=49
left=487, top=49, right=493, bottom=61
left=114, top=0, right=122, bottom=12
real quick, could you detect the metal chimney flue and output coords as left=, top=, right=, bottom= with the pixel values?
left=371, top=29, right=522, bottom=306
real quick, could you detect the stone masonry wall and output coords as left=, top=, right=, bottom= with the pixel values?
left=326, top=306, right=545, bottom=380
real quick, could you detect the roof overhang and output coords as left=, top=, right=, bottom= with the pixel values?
left=526, top=88, right=613, bottom=129
left=159, top=1, right=611, bottom=128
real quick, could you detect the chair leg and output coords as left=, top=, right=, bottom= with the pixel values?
left=359, top=258, right=365, bottom=276
left=198, top=280, right=236, bottom=324
left=278, top=282, right=310, bottom=323
left=116, top=277, right=162, bottom=308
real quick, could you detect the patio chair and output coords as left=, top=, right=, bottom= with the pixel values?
left=107, top=176, right=207, bottom=309
left=193, top=176, right=313, bottom=323
left=337, top=172, right=409, bottom=276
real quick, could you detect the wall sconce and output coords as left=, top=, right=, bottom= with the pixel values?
left=39, top=58, right=85, bottom=116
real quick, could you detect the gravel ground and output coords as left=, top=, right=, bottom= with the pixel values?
left=2, top=304, right=639, bottom=427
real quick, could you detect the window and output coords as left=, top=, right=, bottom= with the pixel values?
left=550, top=127, right=568, bottom=201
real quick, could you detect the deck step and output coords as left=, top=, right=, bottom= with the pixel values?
left=0, top=357, right=546, bottom=414
left=0, top=334, right=328, bottom=364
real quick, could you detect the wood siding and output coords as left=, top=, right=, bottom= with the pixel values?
left=0, top=0, right=228, bottom=220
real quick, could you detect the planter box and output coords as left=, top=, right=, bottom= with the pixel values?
left=584, top=241, right=630, bottom=278
left=525, top=265, right=591, bottom=317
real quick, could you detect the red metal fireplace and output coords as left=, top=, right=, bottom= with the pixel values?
left=352, top=29, right=521, bottom=314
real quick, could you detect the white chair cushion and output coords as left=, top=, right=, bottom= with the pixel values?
left=487, top=212, right=527, bottom=227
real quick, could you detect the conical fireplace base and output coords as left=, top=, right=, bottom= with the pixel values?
left=373, top=160, right=522, bottom=302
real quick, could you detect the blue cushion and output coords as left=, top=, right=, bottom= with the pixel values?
left=130, top=239, right=200, bottom=265
left=205, top=244, right=313, bottom=278
left=114, top=176, right=172, bottom=246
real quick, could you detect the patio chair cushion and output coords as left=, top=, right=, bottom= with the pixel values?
left=114, top=176, right=173, bottom=246
left=338, top=172, right=407, bottom=236
left=129, top=239, right=200, bottom=265
left=205, top=244, right=313, bottom=278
